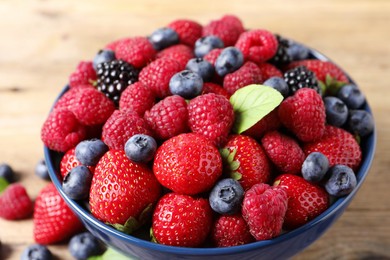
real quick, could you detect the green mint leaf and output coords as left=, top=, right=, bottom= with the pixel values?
left=0, top=177, right=9, bottom=194
left=230, top=84, right=283, bottom=134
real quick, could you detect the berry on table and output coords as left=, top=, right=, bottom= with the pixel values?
left=348, top=109, right=374, bottom=137
left=215, top=47, right=244, bottom=77
left=124, top=134, right=157, bottom=163
left=35, top=159, right=50, bottom=180
left=325, top=165, right=357, bottom=197
left=75, top=139, right=108, bottom=166
left=0, top=163, right=15, bottom=183
left=209, top=178, right=244, bottom=215
left=0, top=183, right=33, bottom=220
left=21, top=244, right=52, bottom=260
left=92, top=49, right=116, bottom=70
left=185, top=58, right=215, bottom=82
left=337, top=83, right=366, bottom=109
left=62, top=165, right=93, bottom=200
left=324, top=96, right=349, bottom=127
left=263, top=76, right=290, bottom=98
left=284, top=65, right=320, bottom=95
left=301, top=152, right=330, bottom=183
left=148, top=27, right=179, bottom=50
left=68, top=232, right=105, bottom=260
left=194, top=35, right=224, bottom=58
left=169, top=70, right=204, bottom=99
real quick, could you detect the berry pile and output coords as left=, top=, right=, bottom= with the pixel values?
left=39, top=15, right=374, bottom=248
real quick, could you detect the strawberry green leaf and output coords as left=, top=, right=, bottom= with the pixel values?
left=109, top=217, right=140, bottom=235
left=230, top=84, right=283, bottom=134
left=231, top=171, right=242, bottom=181
left=0, top=177, right=9, bottom=194
left=150, top=227, right=158, bottom=243
left=321, top=74, right=348, bottom=96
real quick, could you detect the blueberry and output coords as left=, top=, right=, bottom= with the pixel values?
left=263, top=76, right=290, bottom=97
left=148, top=27, right=179, bottom=51
left=209, top=178, right=244, bottom=215
left=125, top=134, right=157, bottom=163
left=194, top=36, right=224, bottom=58
left=287, top=41, right=310, bottom=61
left=69, top=232, right=105, bottom=260
left=75, top=139, right=108, bottom=166
left=185, top=58, right=215, bottom=82
left=324, top=96, right=349, bottom=127
left=21, top=244, right=52, bottom=260
left=93, top=49, right=116, bottom=70
left=348, top=109, right=374, bottom=137
left=302, top=152, right=330, bottom=183
left=215, top=47, right=244, bottom=77
left=62, top=165, right=93, bottom=200
left=0, top=163, right=15, bottom=183
left=35, top=159, right=50, bottom=181
left=325, top=165, right=357, bottom=197
left=337, top=84, right=365, bottom=109
left=169, top=70, right=203, bottom=99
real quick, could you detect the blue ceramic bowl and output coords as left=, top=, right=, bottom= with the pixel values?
left=44, top=47, right=376, bottom=260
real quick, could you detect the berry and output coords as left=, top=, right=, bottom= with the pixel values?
left=287, top=41, right=310, bottom=61
left=144, top=95, right=189, bottom=140
left=0, top=183, right=33, bottom=220
left=93, top=49, right=116, bottom=70
left=0, top=163, right=15, bottom=183
left=274, top=174, right=329, bottom=229
left=185, top=58, right=215, bottom=82
left=169, top=70, right=204, bottom=99
left=35, top=159, right=50, bottom=180
left=33, top=183, right=83, bottom=244
left=209, top=178, right=244, bottom=215
left=325, top=165, right=357, bottom=197
left=324, top=96, right=349, bottom=127
left=242, top=183, right=288, bottom=240
left=68, top=232, right=105, bottom=260
left=222, top=61, right=262, bottom=95
left=263, top=76, right=290, bottom=98
left=69, top=61, right=97, bottom=88
left=153, top=133, right=222, bottom=195
left=278, top=88, right=326, bottom=142
left=269, top=34, right=291, bottom=67
left=156, top=44, right=194, bottom=69
left=194, top=36, right=224, bottom=58
left=302, top=152, right=330, bottom=183
left=235, top=29, right=278, bottom=64
left=148, top=27, right=179, bottom=50
left=337, top=83, right=366, bottom=109
left=62, top=165, right=93, bottom=200
left=243, top=109, right=281, bottom=140
left=124, top=134, right=157, bottom=163
left=188, top=93, right=235, bottom=147
left=75, top=139, right=108, bottom=166
left=261, top=131, right=305, bottom=175
left=202, top=15, right=245, bottom=47
left=119, top=82, right=155, bottom=116
left=212, top=214, right=254, bottom=247
left=284, top=65, right=320, bottom=94
left=60, top=148, right=95, bottom=179
left=202, top=82, right=230, bottom=99
left=203, top=48, right=223, bottom=65
left=215, top=47, right=244, bottom=77
left=114, top=37, right=156, bottom=68
left=167, top=19, right=203, bottom=47
left=21, top=244, right=52, bottom=260
left=257, top=63, right=283, bottom=80
left=152, top=193, right=213, bottom=247
left=96, top=59, right=139, bottom=105
left=348, top=109, right=374, bottom=137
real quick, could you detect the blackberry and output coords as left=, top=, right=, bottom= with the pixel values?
left=96, top=59, right=139, bottom=105
left=284, top=65, right=320, bottom=95
left=269, top=34, right=291, bottom=67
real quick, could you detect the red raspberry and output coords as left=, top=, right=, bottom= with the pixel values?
left=188, top=93, right=235, bottom=147
left=119, top=82, right=155, bottom=116
left=167, top=19, right=203, bottom=47
left=203, top=15, right=245, bottom=46
left=144, top=95, right=189, bottom=140
left=156, top=44, right=194, bottom=69
left=261, top=131, right=305, bottom=175
left=257, top=63, right=283, bottom=81
left=223, top=61, right=262, bottom=95
left=104, top=37, right=125, bottom=51
left=0, top=183, right=33, bottom=220
left=60, top=148, right=95, bottom=179
left=102, top=109, right=153, bottom=150
left=139, top=58, right=182, bottom=98
left=41, top=108, right=86, bottom=152
left=235, top=29, right=278, bottom=64
left=115, top=37, right=156, bottom=69
left=69, top=61, right=97, bottom=88
left=202, top=82, right=230, bottom=99
left=212, top=214, right=254, bottom=247
left=243, top=109, right=281, bottom=140
left=53, top=87, right=82, bottom=111
left=203, top=48, right=223, bottom=65
left=278, top=88, right=326, bottom=142
left=242, top=183, right=288, bottom=240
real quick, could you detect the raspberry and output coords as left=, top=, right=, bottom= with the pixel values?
left=156, top=44, right=194, bottom=69
left=235, top=29, right=278, bottom=64
left=53, top=87, right=83, bottom=111
left=104, top=37, right=125, bottom=51
left=144, top=95, right=189, bottom=140
left=257, top=63, right=283, bottom=81
left=212, top=214, right=254, bottom=247
left=139, top=58, right=182, bottom=98
left=69, top=61, right=97, bottom=88
left=223, top=61, right=262, bottom=95
left=202, top=82, right=230, bottom=99
left=167, top=19, right=203, bottom=47
left=203, top=48, right=223, bottom=65
left=119, top=82, right=155, bottom=116
left=115, top=37, right=156, bottom=69
left=203, top=15, right=245, bottom=46
left=243, top=109, right=281, bottom=140
left=0, top=183, right=33, bottom=220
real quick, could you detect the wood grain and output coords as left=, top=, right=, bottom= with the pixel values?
left=1, top=0, right=390, bottom=259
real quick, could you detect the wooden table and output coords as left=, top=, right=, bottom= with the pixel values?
left=1, top=0, right=389, bottom=259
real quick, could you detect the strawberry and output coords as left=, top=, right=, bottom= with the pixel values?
left=274, top=174, right=329, bottom=230
left=223, top=61, right=262, bottom=95
left=114, top=37, right=157, bottom=69
left=90, top=150, right=161, bottom=232
left=242, top=183, right=288, bottom=240
left=60, top=148, right=95, bottom=179
left=203, top=15, right=245, bottom=46
left=119, top=82, right=155, bottom=116
left=303, top=125, right=362, bottom=171
left=221, top=135, right=271, bottom=190
left=69, top=61, right=97, bottom=88
left=0, top=183, right=33, bottom=220
left=33, top=183, right=84, bottom=244
left=167, top=19, right=203, bottom=47
left=151, top=193, right=213, bottom=247
left=243, top=109, right=281, bottom=140
left=278, top=88, right=326, bottom=142
left=156, top=44, right=194, bottom=69
left=153, top=133, right=222, bottom=195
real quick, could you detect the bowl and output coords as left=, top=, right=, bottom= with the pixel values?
left=44, top=47, right=376, bottom=260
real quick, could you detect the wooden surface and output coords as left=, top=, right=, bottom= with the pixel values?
left=1, top=0, right=389, bottom=259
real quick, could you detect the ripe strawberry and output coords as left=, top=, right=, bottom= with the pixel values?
left=261, top=131, right=305, bottom=175
left=0, top=183, right=33, bottom=220
left=69, top=61, right=97, bottom=88
left=119, top=82, right=155, bottom=116
left=303, top=125, right=362, bottom=171
left=152, top=193, right=213, bottom=247
left=114, top=37, right=156, bottom=69
left=212, top=213, right=254, bottom=247
left=90, top=150, right=161, bottom=231
left=257, top=63, right=283, bottom=81
left=167, top=19, right=203, bottom=47
left=221, top=135, right=271, bottom=190
left=144, top=95, right=189, bottom=140
left=60, top=148, right=95, bottom=179
left=188, top=93, right=234, bottom=147
left=203, top=15, right=245, bottom=46
left=153, top=133, right=222, bottom=195
left=33, top=183, right=84, bottom=244
left=274, top=174, right=329, bottom=230
left=242, top=183, right=288, bottom=240
left=156, top=44, right=194, bottom=69
left=278, top=88, right=326, bottom=142
left=223, top=61, right=262, bottom=95
left=243, top=109, right=281, bottom=140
